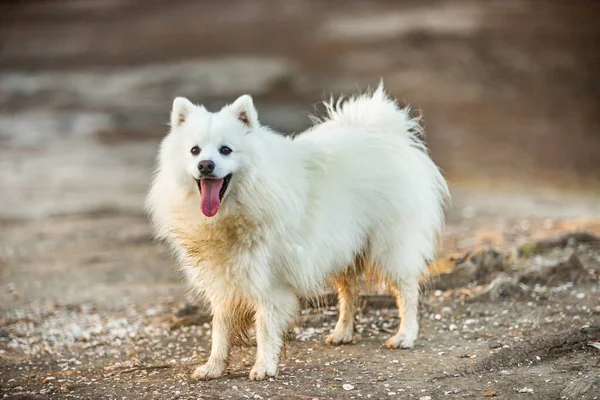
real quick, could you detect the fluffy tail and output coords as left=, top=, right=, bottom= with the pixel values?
left=316, top=81, right=425, bottom=149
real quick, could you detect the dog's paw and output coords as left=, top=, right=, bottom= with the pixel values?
left=385, top=333, right=416, bottom=350
left=325, top=330, right=354, bottom=346
left=249, top=363, right=277, bottom=381
left=191, top=362, right=225, bottom=381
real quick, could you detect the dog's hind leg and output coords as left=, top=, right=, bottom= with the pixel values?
left=385, top=276, right=420, bottom=349
left=326, top=266, right=359, bottom=345
left=370, top=227, right=424, bottom=350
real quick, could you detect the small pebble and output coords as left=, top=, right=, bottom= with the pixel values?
left=517, top=387, right=534, bottom=394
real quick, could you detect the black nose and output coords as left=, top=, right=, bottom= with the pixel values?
left=198, top=160, right=215, bottom=174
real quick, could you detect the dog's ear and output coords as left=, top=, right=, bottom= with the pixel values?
left=229, top=95, right=258, bottom=128
left=171, top=97, right=195, bottom=128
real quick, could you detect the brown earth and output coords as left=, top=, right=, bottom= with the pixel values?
left=1, top=224, right=599, bottom=399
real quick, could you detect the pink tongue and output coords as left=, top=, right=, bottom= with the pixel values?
left=199, top=178, right=224, bottom=217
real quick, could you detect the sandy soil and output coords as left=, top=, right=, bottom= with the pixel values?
left=1, top=227, right=599, bottom=399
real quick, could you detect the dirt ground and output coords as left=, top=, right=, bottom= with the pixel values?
left=1, top=1, right=600, bottom=399
left=2, top=216, right=600, bottom=399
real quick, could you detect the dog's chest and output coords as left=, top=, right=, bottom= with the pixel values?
left=170, top=212, right=263, bottom=270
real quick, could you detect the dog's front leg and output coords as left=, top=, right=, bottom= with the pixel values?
left=191, top=304, right=231, bottom=380
left=249, top=290, right=298, bottom=381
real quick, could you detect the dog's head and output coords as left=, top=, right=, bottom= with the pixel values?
left=166, top=95, right=259, bottom=217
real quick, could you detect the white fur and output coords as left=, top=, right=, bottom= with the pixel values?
left=146, top=83, right=450, bottom=380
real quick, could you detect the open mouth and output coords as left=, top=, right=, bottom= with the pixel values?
left=196, top=174, right=232, bottom=217
left=196, top=174, right=232, bottom=200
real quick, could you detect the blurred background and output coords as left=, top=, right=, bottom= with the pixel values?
left=1, top=0, right=599, bottom=308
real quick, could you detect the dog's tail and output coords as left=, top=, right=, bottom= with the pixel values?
left=315, top=80, right=425, bottom=148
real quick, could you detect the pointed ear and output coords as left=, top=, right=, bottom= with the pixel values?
left=171, top=97, right=195, bottom=128
left=229, top=94, right=258, bottom=128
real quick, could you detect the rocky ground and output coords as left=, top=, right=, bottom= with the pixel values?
left=1, top=0, right=600, bottom=399
left=2, top=219, right=599, bottom=399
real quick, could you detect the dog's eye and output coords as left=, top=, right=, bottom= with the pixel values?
left=190, top=146, right=200, bottom=155
left=219, top=146, right=232, bottom=156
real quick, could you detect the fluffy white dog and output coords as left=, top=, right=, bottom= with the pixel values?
left=146, top=84, right=449, bottom=381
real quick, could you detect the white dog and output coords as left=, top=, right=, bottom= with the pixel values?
left=146, top=84, right=449, bottom=381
